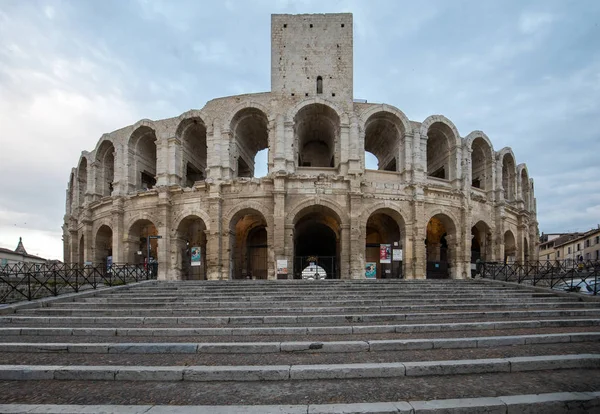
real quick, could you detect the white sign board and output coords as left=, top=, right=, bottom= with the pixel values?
left=393, top=249, right=403, bottom=261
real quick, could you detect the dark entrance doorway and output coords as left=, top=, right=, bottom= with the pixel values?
left=426, top=214, right=456, bottom=279
left=293, top=209, right=340, bottom=279
left=365, top=211, right=403, bottom=278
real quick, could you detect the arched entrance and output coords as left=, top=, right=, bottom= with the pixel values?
left=504, top=230, right=516, bottom=263
left=177, top=117, right=207, bottom=187
left=365, top=210, right=404, bottom=278
left=174, top=216, right=207, bottom=280
left=94, top=225, right=113, bottom=267
left=293, top=205, right=341, bottom=279
left=231, top=107, right=269, bottom=178
left=294, top=103, right=340, bottom=168
left=230, top=209, right=268, bottom=279
left=426, top=214, right=456, bottom=279
left=126, top=220, right=158, bottom=269
left=471, top=221, right=491, bottom=277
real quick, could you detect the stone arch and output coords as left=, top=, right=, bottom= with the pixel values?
left=95, top=139, right=115, bottom=197
left=471, top=219, right=493, bottom=264
left=425, top=211, right=458, bottom=279
left=361, top=107, right=409, bottom=172
left=465, top=131, right=494, bottom=191
left=518, top=163, right=531, bottom=211
left=125, top=217, right=159, bottom=265
left=292, top=203, right=344, bottom=279
left=228, top=105, right=270, bottom=178
left=287, top=197, right=348, bottom=227
left=77, top=155, right=89, bottom=207
left=223, top=201, right=272, bottom=230
left=176, top=115, right=208, bottom=187
left=94, top=224, right=113, bottom=265
left=171, top=208, right=212, bottom=234
left=362, top=205, right=407, bottom=279
left=286, top=97, right=346, bottom=124
left=293, top=102, right=341, bottom=168
left=173, top=214, right=209, bottom=280
left=67, top=171, right=76, bottom=215
left=497, top=148, right=517, bottom=202
left=128, top=123, right=158, bottom=191
left=224, top=101, right=274, bottom=130
left=503, top=229, right=517, bottom=263
left=227, top=206, right=270, bottom=280
left=421, top=115, right=461, bottom=181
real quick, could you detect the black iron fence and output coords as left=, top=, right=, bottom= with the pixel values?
left=481, top=260, right=599, bottom=295
left=0, top=262, right=156, bottom=305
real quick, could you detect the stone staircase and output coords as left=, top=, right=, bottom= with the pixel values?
left=0, top=279, right=599, bottom=413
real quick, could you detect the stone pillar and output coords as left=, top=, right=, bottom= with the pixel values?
left=409, top=198, right=426, bottom=280
left=207, top=194, right=223, bottom=280
left=457, top=207, right=471, bottom=279
left=111, top=197, right=125, bottom=263
left=69, top=229, right=78, bottom=264
left=123, top=236, right=139, bottom=265
left=339, top=121, right=350, bottom=176
left=88, top=161, right=99, bottom=202
left=167, top=137, right=182, bottom=186
left=82, top=217, right=93, bottom=264
left=284, top=223, right=295, bottom=278
left=207, top=123, right=221, bottom=181
left=126, top=147, right=136, bottom=194
left=156, top=188, right=171, bottom=280
left=273, top=177, right=287, bottom=278
left=402, top=133, right=414, bottom=179
left=221, top=129, right=232, bottom=180
left=284, top=121, right=295, bottom=172
left=111, top=144, right=125, bottom=197
left=340, top=223, right=351, bottom=279
left=451, top=144, right=462, bottom=190
left=273, top=114, right=286, bottom=172
left=348, top=115, right=361, bottom=174
left=155, top=137, right=169, bottom=187
left=349, top=190, right=364, bottom=279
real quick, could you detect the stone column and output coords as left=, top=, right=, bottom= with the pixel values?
left=284, top=121, right=295, bottom=172
left=111, top=197, right=125, bottom=263
left=348, top=115, right=361, bottom=174
left=409, top=198, right=426, bottom=280
left=156, top=188, right=171, bottom=280
left=273, top=115, right=286, bottom=172
left=402, top=133, right=414, bottom=179
left=69, top=229, right=78, bottom=264
left=207, top=193, right=223, bottom=280
left=339, top=121, right=350, bottom=176
left=349, top=189, right=364, bottom=278
left=155, top=137, right=169, bottom=187
left=340, top=223, right=351, bottom=279
left=273, top=177, right=287, bottom=279
left=167, top=137, right=182, bottom=186
left=221, top=129, right=232, bottom=180
left=206, top=123, right=221, bottom=181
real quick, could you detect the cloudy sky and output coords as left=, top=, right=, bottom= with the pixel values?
left=0, top=0, right=599, bottom=260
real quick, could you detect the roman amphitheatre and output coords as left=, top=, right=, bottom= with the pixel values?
left=63, top=13, right=538, bottom=281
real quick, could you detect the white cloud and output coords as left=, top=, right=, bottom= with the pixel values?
left=519, top=12, right=556, bottom=34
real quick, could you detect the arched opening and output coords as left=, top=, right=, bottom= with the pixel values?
left=253, top=148, right=269, bottom=178
left=231, top=108, right=269, bottom=178
left=178, top=117, right=207, bottom=187
left=504, top=230, right=516, bottom=263
left=316, top=76, right=323, bottom=94
left=471, top=138, right=492, bottom=190
left=293, top=205, right=341, bottom=279
left=521, top=169, right=530, bottom=210
left=502, top=154, right=516, bottom=202
left=96, top=141, right=115, bottom=197
left=126, top=219, right=158, bottom=267
left=295, top=103, right=340, bottom=168
left=471, top=221, right=492, bottom=276
left=78, top=235, right=85, bottom=265
left=94, top=225, right=113, bottom=267
left=129, top=126, right=157, bottom=191
left=426, top=123, right=453, bottom=180
left=364, top=112, right=404, bottom=172
left=230, top=209, right=268, bottom=279
left=77, top=158, right=87, bottom=206
left=365, top=210, right=404, bottom=279
left=426, top=214, right=456, bottom=279
left=174, top=216, right=207, bottom=280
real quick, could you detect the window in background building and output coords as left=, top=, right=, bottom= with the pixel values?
left=577, top=243, right=580, bottom=251
left=568, top=247, right=571, bottom=254
left=586, top=239, right=590, bottom=248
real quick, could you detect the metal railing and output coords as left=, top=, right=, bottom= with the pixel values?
left=0, top=262, right=156, bottom=304
left=481, top=260, right=599, bottom=295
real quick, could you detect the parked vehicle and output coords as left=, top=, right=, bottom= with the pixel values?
left=552, top=278, right=599, bottom=295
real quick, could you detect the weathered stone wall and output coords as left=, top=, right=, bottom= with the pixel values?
left=63, top=13, right=539, bottom=281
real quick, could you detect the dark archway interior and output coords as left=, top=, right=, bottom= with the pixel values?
left=95, top=225, right=113, bottom=266
left=426, top=216, right=450, bottom=279
left=295, top=104, right=339, bottom=168
left=366, top=213, right=402, bottom=278
left=176, top=216, right=207, bottom=280
left=231, top=211, right=268, bottom=279
left=294, top=211, right=339, bottom=279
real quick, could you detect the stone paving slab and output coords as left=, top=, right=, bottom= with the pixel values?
left=1, top=391, right=599, bottom=413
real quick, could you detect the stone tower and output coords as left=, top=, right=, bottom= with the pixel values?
left=271, top=13, right=354, bottom=104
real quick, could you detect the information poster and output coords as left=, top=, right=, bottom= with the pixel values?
left=277, top=259, right=288, bottom=275
left=365, top=262, right=377, bottom=278
left=191, top=247, right=202, bottom=266
left=392, top=249, right=403, bottom=261
left=380, top=244, right=391, bottom=264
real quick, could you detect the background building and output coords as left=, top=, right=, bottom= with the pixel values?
left=541, top=227, right=600, bottom=263
left=63, top=13, right=538, bottom=280
left=0, top=238, right=49, bottom=266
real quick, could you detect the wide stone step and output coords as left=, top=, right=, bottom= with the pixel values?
left=5, top=309, right=600, bottom=326
left=2, top=318, right=600, bottom=338
left=1, top=332, right=599, bottom=355
left=17, top=302, right=596, bottom=317
left=2, top=354, right=599, bottom=382
left=1, top=391, right=599, bottom=413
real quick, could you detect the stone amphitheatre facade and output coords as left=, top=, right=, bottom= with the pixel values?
left=63, top=13, right=538, bottom=281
